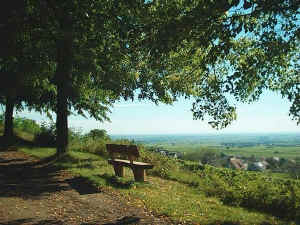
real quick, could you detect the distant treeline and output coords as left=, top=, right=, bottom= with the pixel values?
left=222, top=142, right=300, bottom=148
left=112, top=134, right=300, bottom=146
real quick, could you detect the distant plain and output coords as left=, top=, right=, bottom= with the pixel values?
left=112, top=133, right=300, bottom=159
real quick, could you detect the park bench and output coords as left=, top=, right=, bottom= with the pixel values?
left=106, top=144, right=154, bottom=182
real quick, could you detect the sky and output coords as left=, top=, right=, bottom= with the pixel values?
left=12, top=91, right=299, bottom=135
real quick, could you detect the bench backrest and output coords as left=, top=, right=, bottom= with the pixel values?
left=106, top=144, right=140, bottom=163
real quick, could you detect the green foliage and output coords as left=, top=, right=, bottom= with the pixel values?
left=0, top=113, right=41, bottom=136
left=181, top=160, right=205, bottom=172
left=68, top=127, right=84, bottom=142
left=34, top=121, right=56, bottom=147
left=69, top=132, right=133, bottom=157
left=140, top=148, right=180, bottom=179
left=0, top=113, right=4, bottom=125
left=70, top=137, right=107, bottom=156
left=13, top=116, right=41, bottom=134
left=183, top=148, right=221, bottom=164
left=194, top=166, right=300, bottom=220
left=86, top=129, right=110, bottom=140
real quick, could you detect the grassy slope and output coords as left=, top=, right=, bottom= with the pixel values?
left=2, top=126, right=297, bottom=225
left=19, top=147, right=297, bottom=225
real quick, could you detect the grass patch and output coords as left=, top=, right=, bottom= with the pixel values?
left=19, top=147, right=56, bottom=158
left=124, top=177, right=286, bottom=225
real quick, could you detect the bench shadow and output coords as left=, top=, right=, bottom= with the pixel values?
left=97, top=173, right=136, bottom=189
left=102, top=216, right=141, bottom=225
left=80, top=216, right=141, bottom=225
left=0, top=158, right=27, bottom=163
left=66, top=176, right=101, bottom=195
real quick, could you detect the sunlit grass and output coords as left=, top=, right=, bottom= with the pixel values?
left=124, top=177, right=284, bottom=225
left=19, top=147, right=56, bottom=158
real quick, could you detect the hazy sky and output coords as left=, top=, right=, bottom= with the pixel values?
left=14, top=91, right=299, bottom=135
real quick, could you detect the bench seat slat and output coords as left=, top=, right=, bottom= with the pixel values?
left=108, top=159, right=154, bottom=169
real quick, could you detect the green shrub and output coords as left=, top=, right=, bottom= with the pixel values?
left=69, top=136, right=133, bottom=157
left=198, top=166, right=300, bottom=220
left=86, top=129, right=110, bottom=140
left=0, top=114, right=41, bottom=135
left=140, top=148, right=180, bottom=179
left=70, top=138, right=108, bottom=156
left=68, top=127, right=83, bottom=142
left=181, top=160, right=204, bottom=171
left=34, top=121, right=56, bottom=147
left=0, top=113, right=4, bottom=125
left=14, top=117, right=41, bottom=134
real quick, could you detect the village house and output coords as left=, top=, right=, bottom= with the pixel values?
left=228, top=157, right=248, bottom=170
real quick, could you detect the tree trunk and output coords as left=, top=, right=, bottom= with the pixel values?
left=54, top=14, right=73, bottom=157
left=56, top=83, right=69, bottom=156
left=4, top=96, right=15, bottom=143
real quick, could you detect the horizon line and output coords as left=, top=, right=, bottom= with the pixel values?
left=110, top=131, right=300, bottom=136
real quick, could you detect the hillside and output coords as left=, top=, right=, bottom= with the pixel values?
left=0, top=125, right=299, bottom=225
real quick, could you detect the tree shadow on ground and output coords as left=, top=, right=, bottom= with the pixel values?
left=0, top=153, right=70, bottom=199
left=3, top=217, right=141, bottom=225
left=0, top=134, right=35, bottom=149
left=1, top=219, right=63, bottom=225
left=0, top=158, right=27, bottom=163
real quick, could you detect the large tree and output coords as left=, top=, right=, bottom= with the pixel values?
left=19, top=0, right=299, bottom=155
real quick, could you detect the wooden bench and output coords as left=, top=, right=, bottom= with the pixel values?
left=106, top=144, right=154, bottom=182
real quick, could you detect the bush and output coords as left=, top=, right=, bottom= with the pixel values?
left=199, top=166, right=300, bottom=220
left=86, top=129, right=110, bottom=140
left=68, top=127, right=84, bottom=142
left=14, top=117, right=41, bottom=134
left=0, top=114, right=41, bottom=135
left=34, top=121, right=56, bottom=147
left=0, top=113, right=4, bottom=125
left=70, top=138, right=108, bottom=156
left=69, top=131, right=122, bottom=156
left=140, top=147, right=180, bottom=179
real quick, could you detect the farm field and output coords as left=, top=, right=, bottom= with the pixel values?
left=155, top=144, right=300, bottom=159
left=112, top=133, right=300, bottom=159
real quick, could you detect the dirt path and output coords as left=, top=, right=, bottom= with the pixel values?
left=0, top=150, right=173, bottom=225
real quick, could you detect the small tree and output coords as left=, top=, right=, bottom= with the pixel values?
left=87, top=129, right=110, bottom=140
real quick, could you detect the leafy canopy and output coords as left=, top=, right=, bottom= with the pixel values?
left=4, top=0, right=299, bottom=129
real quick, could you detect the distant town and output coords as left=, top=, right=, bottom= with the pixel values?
left=149, top=146, right=300, bottom=176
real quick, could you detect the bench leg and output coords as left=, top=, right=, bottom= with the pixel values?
left=113, top=165, right=124, bottom=177
left=133, top=168, right=145, bottom=182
